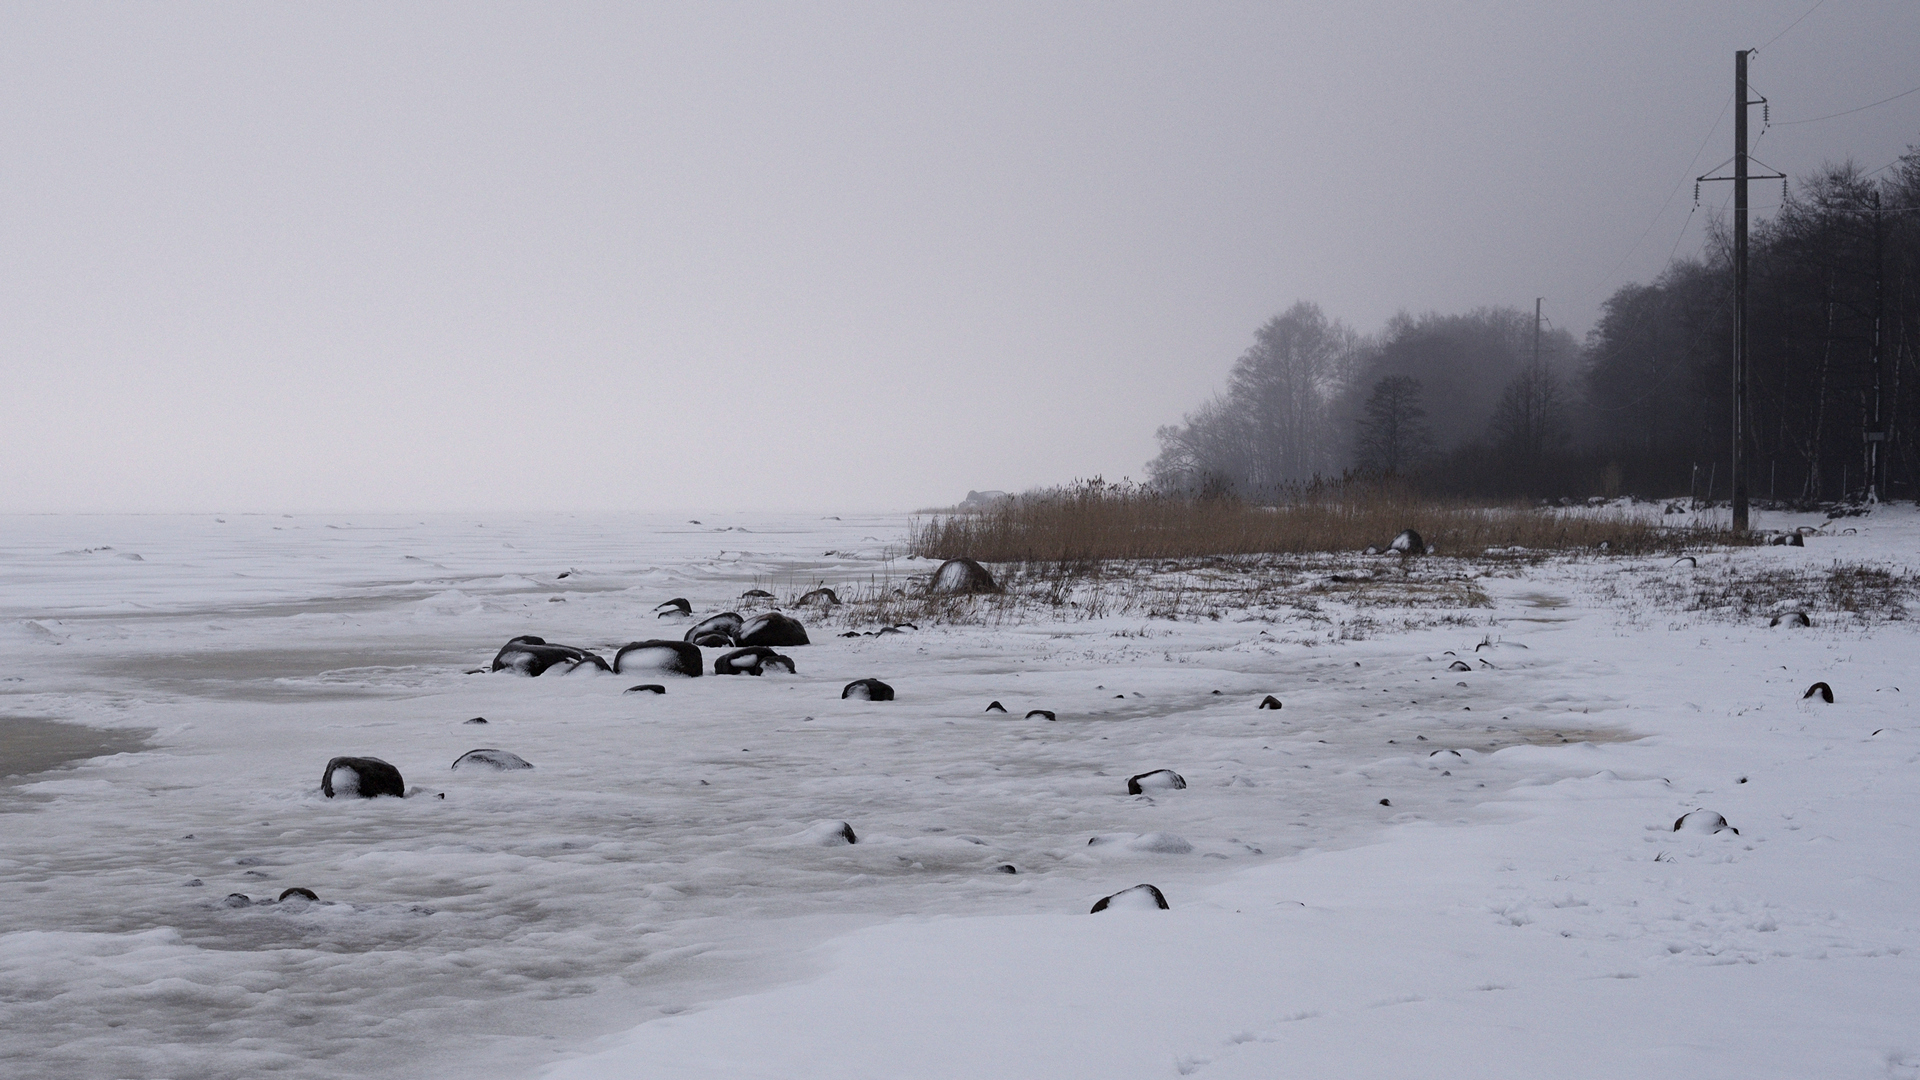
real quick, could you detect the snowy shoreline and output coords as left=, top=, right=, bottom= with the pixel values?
left=2, top=511, right=1916, bottom=1079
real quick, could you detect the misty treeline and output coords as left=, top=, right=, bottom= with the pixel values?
left=1151, top=146, right=1920, bottom=506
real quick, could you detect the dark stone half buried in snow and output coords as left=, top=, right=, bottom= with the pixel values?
left=1090, top=884, right=1169, bottom=913
left=623, top=683, right=666, bottom=695
left=464, top=716, right=488, bottom=724
left=654, top=598, right=692, bottom=616
left=839, top=631, right=862, bottom=638
left=1673, top=809, right=1738, bottom=835
left=929, top=557, right=998, bottom=595
left=490, top=637, right=611, bottom=677
left=1025, top=709, right=1056, bottom=721
left=1770, top=611, right=1812, bottom=627
left=223, top=893, right=253, bottom=908
left=984, top=700, right=1007, bottom=713
left=278, top=887, right=318, bottom=902
left=802, top=820, right=859, bottom=845
left=614, top=640, right=703, bottom=677
left=715, top=647, right=796, bottom=676
left=1448, top=660, right=1472, bottom=672
left=1258, top=695, right=1282, bottom=710
left=321, top=756, right=405, bottom=798
left=797, top=588, right=840, bottom=606
left=1803, top=681, right=1834, bottom=703
left=740, top=588, right=773, bottom=599
left=451, top=748, right=533, bottom=771
left=1390, top=528, right=1426, bottom=555
left=683, top=613, right=744, bottom=648
left=1126, top=769, right=1186, bottom=795
left=842, top=678, right=895, bottom=701
left=738, top=611, right=809, bottom=647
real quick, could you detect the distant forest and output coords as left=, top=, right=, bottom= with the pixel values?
left=1150, top=147, right=1920, bottom=507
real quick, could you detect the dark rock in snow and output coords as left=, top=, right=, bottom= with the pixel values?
left=803, top=820, right=858, bottom=845
left=223, top=893, right=253, bottom=908
left=464, top=717, right=488, bottom=725
left=716, top=647, right=796, bottom=676
left=278, top=887, right=318, bottom=902
left=1673, top=809, right=1738, bottom=835
left=1674, top=556, right=1698, bottom=567
left=739, top=611, right=810, bottom=647
left=798, top=588, right=840, bottom=606
left=929, top=557, right=998, bottom=595
left=740, top=588, right=774, bottom=599
left=839, top=631, right=862, bottom=638
left=1390, top=529, right=1426, bottom=555
left=1448, top=660, right=1472, bottom=672
left=842, top=678, right=895, bottom=701
left=1126, top=769, right=1186, bottom=795
left=490, top=637, right=611, bottom=676
left=615, top=640, right=704, bottom=677
left=322, top=756, right=405, bottom=799
left=624, top=683, right=667, bottom=695
left=1025, top=709, right=1056, bottom=721
left=451, top=748, right=534, bottom=771
left=996, top=864, right=1018, bottom=874
left=985, top=701, right=1007, bottom=713
left=684, top=613, right=744, bottom=648
left=654, top=598, right=692, bottom=616
left=1803, top=681, right=1834, bottom=703
left=1771, top=611, right=1812, bottom=627
left=1090, top=884, right=1169, bottom=912
left=1258, top=695, right=1283, bottom=710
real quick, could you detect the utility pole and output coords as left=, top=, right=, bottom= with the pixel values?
left=1867, top=190, right=1886, bottom=502
left=1699, top=51, right=1781, bottom=532
left=1732, top=50, right=1750, bottom=532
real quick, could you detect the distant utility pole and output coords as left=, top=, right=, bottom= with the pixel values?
left=1867, top=190, right=1886, bottom=502
left=1698, top=50, right=1783, bottom=532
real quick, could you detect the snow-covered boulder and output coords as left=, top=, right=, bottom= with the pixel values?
left=930, top=557, right=998, bottom=595
left=1090, top=883, right=1169, bottom=912
left=841, top=678, right=894, bottom=701
left=321, top=756, right=405, bottom=798
left=490, top=636, right=611, bottom=676
left=1126, top=769, right=1186, bottom=795
left=739, top=612, right=809, bottom=648
left=451, top=749, right=533, bottom=771
left=614, top=640, right=703, bottom=677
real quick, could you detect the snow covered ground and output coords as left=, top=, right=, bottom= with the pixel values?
left=2, top=509, right=1916, bottom=1079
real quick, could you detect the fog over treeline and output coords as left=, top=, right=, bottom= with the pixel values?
left=1150, top=148, right=1920, bottom=507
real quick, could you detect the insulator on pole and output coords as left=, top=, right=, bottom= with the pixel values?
left=1694, top=181, right=1701, bottom=206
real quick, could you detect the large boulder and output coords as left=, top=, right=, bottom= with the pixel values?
left=490, top=636, right=611, bottom=676
left=798, top=588, right=840, bottom=607
left=714, top=646, right=796, bottom=676
left=321, top=756, right=405, bottom=798
left=1390, top=529, right=1426, bottom=555
left=930, top=557, right=998, bottom=594
left=739, top=611, right=809, bottom=647
left=614, top=640, right=704, bottom=677
left=684, top=613, right=744, bottom=649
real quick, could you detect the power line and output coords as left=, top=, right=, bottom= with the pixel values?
left=1776, top=81, right=1920, bottom=125
left=1563, top=93, right=1732, bottom=303
left=1754, top=0, right=1830, bottom=54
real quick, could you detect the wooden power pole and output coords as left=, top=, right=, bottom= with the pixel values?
left=1732, top=49, right=1751, bottom=533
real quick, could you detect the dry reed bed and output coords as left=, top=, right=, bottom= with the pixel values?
left=802, top=553, right=1503, bottom=631
left=1599, top=560, right=1919, bottom=626
left=910, top=485, right=1721, bottom=563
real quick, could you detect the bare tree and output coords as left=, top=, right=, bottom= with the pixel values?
left=1150, top=301, right=1357, bottom=495
left=1353, top=375, right=1432, bottom=477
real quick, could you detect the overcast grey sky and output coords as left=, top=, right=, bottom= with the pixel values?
left=3, top=1, right=1916, bottom=513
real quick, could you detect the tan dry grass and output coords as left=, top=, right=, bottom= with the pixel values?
left=910, top=480, right=1723, bottom=563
